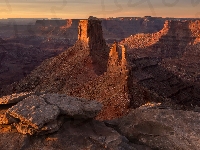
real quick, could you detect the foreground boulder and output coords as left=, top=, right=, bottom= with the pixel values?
left=0, top=93, right=142, bottom=150
left=0, top=93, right=103, bottom=135
left=113, top=107, right=200, bottom=150
left=8, top=95, right=60, bottom=129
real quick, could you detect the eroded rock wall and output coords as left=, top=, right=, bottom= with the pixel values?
left=78, top=19, right=109, bottom=75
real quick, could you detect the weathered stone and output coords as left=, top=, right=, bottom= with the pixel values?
left=115, top=108, right=200, bottom=150
left=42, top=93, right=102, bottom=119
left=7, top=95, right=60, bottom=130
left=0, top=113, right=18, bottom=125
left=14, top=117, right=64, bottom=135
left=37, top=116, right=65, bottom=135
left=0, top=92, right=33, bottom=104
left=14, top=122, right=36, bottom=135
left=25, top=120, right=136, bottom=150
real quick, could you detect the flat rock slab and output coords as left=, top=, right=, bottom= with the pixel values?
left=116, top=108, right=200, bottom=150
left=42, top=93, right=102, bottom=119
left=7, top=95, right=60, bottom=129
left=0, top=92, right=33, bottom=104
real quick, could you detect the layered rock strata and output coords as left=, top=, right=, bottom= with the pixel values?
left=122, top=20, right=200, bottom=109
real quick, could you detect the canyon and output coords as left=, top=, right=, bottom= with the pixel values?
left=0, top=17, right=200, bottom=149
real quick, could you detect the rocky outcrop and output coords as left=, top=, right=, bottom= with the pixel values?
left=0, top=93, right=141, bottom=150
left=107, top=43, right=127, bottom=74
left=121, top=20, right=169, bottom=49
left=122, top=20, right=200, bottom=58
left=0, top=93, right=102, bottom=135
left=78, top=18, right=109, bottom=75
left=0, top=120, right=139, bottom=150
left=69, top=42, right=130, bottom=120
left=122, top=20, right=200, bottom=109
left=111, top=106, right=200, bottom=150
left=2, top=18, right=131, bottom=120
left=41, top=93, right=102, bottom=119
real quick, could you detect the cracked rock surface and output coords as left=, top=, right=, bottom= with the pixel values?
left=8, top=95, right=60, bottom=130
left=0, top=93, right=102, bottom=135
left=112, top=107, right=200, bottom=150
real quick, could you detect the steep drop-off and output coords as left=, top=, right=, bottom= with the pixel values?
left=124, top=20, right=200, bottom=109
left=2, top=18, right=130, bottom=120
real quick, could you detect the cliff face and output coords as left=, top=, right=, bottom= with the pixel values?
left=122, top=20, right=200, bottom=58
left=189, top=20, right=200, bottom=45
left=107, top=43, right=127, bottom=75
left=78, top=19, right=109, bottom=75
left=35, top=19, right=79, bottom=39
left=2, top=18, right=200, bottom=119
left=124, top=20, right=200, bottom=109
left=101, top=17, right=165, bottom=39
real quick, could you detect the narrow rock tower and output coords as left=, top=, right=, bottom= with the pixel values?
left=78, top=17, right=109, bottom=75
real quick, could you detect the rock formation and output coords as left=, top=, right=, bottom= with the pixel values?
left=1, top=17, right=200, bottom=150
left=110, top=105, right=200, bottom=150
left=0, top=93, right=102, bottom=135
left=78, top=18, right=109, bottom=75
left=1, top=18, right=131, bottom=120
left=121, top=20, right=200, bottom=109
left=0, top=93, right=141, bottom=150
left=121, top=20, right=200, bottom=58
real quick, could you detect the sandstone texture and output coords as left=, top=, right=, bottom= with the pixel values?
left=0, top=92, right=33, bottom=104
left=113, top=107, right=200, bottom=150
left=8, top=95, right=60, bottom=130
left=2, top=18, right=200, bottom=119
left=120, top=20, right=200, bottom=109
left=0, top=93, right=102, bottom=135
left=1, top=16, right=200, bottom=150
left=0, top=93, right=146, bottom=150
left=2, top=18, right=130, bottom=120
left=0, top=120, right=142, bottom=150
left=42, top=93, right=102, bottom=119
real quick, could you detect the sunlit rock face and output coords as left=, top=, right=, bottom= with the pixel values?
left=1, top=18, right=130, bottom=120
left=78, top=18, right=109, bottom=75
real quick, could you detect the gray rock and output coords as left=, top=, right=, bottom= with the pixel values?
left=42, top=93, right=102, bottom=119
left=0, top=92, right=33, bottom=104
left=116, top=108, right=200, bottom=150
left=7, top=95, right=60, bottom=130
left=37, top=116, right=65, bottom=135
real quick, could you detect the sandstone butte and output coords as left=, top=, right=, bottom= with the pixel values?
left=0, top=17, right=200, bottom=150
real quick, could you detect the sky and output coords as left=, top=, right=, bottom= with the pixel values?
left=0, top=0, right=200, bottom=19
